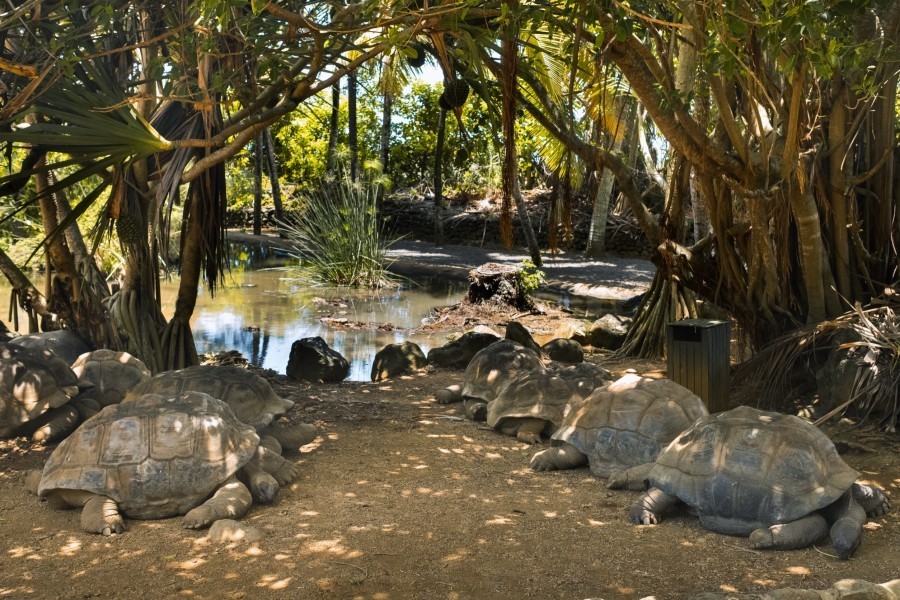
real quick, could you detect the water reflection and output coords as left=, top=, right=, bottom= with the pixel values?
left=159, top=266, right=466, bottom=381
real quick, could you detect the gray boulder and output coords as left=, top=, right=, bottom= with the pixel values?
left=588, top=314, right=631, bottom=350
left=286, top=336, right=349, bottom=382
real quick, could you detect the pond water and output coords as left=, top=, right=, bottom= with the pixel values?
left=1, top=245, right=466, bottom=382
left=158, top=265, right=467, bottom=381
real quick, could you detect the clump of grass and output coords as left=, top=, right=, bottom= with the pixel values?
left=278, top=165, right=397, bottom=289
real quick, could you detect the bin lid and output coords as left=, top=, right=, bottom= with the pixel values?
left=668, top=318, right=730, bottom=328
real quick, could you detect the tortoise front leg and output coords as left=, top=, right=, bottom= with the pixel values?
left=852, top=482, right=891, bottom=518
left=530, top=442, right=587, bottom=471
left=629, top=487, right=679, bottom=525
left=822, top=490, right=867, bottom=559
left=182, top=477, right=252, bottom=530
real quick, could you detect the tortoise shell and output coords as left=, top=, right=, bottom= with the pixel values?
left=461, top=340, right=543, bottom=403
left=0, top=344, right=80, bottom=437
left=647, top=405, right=860, bottom=534
left=38, top=392, right=258, bottom=519
left=71, top=349, right=151, bottom=408
left=486, top=368, right=580, bottom=433
left=124, top=365, right=293, bottom=430
left=9, top=331, right=92, bottom=366
left=552, top=374, right=708, bottom=477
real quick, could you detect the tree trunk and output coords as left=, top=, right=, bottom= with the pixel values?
left=326, top=81, right=340, bottom=173
left=253, top=131, right=263, bottom=235
left=501, top=0, right=542, bottom=267
left=348, top=69, right=358, bottom=181
left=263, top=128, right=283, bottom=221
left=433, top=108, right=446, bottom=246
left=379, top=89, right=393, bottom=206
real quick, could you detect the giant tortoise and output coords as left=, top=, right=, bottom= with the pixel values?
left=37, top=391, right=295, bottom=534
left=625, top=406, right=891, bottom=559
left=531, top=374, right=707, bottom=485
left=0, top=343, right=80, bottom=442
left=124, top=364, right=316, bottom=452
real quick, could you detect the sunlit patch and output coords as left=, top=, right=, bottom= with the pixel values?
left=300, top=511, right=319, bottom=516
left=257, top=575, right=292, bottom=590
left=587, top=519, right=606, bottom=526
left=753, top=579, right=776, bottom=586
left=414, top=464, right=427, bottom=470
left=864, top=521, right=882, bottom=531
left=275, top=553, right=290, bottom=560
left=7, top=546, right=35, bottom=559
left=786, top=566, right=810, bottom=576
left=59, top=538, right=82, bottom=556
left=245, top=547, right=264, bottom=556
left=441, top=548, right=470, bottom=563
left=719, top=585, right=739, bottom=592
left=486, top=516, right=512, bottom=525
left=344, top=492, right=357, bottom=498
left=175, top=557, right=206, bottom=570
left=303, top=539, right=349, bottom=555
left=484, top=452, right=501, bottom=460
left=543, top=511, right=557, bottom=518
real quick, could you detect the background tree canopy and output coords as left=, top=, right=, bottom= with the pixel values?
left=0, top=0, right=897, bottom=368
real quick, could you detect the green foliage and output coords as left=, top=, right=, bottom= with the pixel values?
left=278, top=164, right=397, bottom=289
left=516, top=259, right=545, bottom=296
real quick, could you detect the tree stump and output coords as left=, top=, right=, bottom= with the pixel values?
left=465, top=263, right=533, bottom=310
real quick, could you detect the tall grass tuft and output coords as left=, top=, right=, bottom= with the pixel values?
left=278, top=165, right=397, bottom=288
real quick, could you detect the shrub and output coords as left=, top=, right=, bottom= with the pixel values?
left=278, top=165, right=397, bottom=288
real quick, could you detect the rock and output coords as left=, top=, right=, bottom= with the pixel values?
left=472, top=325, right=502, bottom=337
left=207, top=519, right=262, bottom=543
left=553, top=322, right=589, bottom=346
left=286, top=336, right=350, bottom=382
left=371, top=342, right=427, bottom=382
left=542, top=338, right=583, bottom=363
left=426, top=332, right=500, bottom=369
left=505, top=321, right=542, bottom=355
left=589, top=314, right=632, bottom=350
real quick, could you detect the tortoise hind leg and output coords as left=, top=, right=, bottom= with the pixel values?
left=499, top=417, right=546, bottom=444
left=607, top=463, right=654, bottom=491
left=83, top=496, right=125, bottom=536
left=183, top=477, right=252, bottom=530
left=50, top=489, right=125, bottom=535
left=748, top=514, right=828, bottom=552
left=530, top=442, right=587, bottom=471
left=629, top=487, right=679, bottom=525
left=258, top=422, right=317, bottom=452
left=852, top=482, right=891, bottom=518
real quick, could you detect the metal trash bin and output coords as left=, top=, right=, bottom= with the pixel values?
left=667, top=319, right=731, bottom=413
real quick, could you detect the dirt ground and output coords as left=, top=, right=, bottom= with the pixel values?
left=1, top=304, right=899, bottom=600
